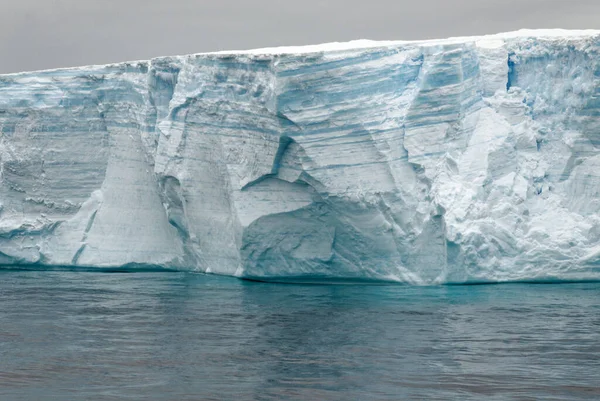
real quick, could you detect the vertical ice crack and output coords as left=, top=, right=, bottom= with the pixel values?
left=71, top=209, right=98, bottom=265
left=507, top=53, right=517, bottom=91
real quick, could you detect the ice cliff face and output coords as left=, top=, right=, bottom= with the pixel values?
left=2, top=29, right=600, bottom=284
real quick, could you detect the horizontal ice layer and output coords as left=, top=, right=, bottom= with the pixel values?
left=1, top=29, right=600, bottom=284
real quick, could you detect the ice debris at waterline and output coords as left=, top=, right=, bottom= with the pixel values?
left=2, top=30, right=600, bottom=284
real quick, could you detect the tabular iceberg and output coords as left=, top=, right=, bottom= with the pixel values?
left=2, top=29, right=600, bottom=284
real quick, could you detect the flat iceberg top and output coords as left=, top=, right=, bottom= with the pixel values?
left=2, top=29, right=600, bottom=77
left=211, top=29, right=600, bottom=55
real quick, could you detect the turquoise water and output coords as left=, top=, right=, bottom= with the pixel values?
left=0, top=271, right=599, bottom=400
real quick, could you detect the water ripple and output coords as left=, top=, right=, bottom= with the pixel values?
left=0, top=271, right=598, bottom=400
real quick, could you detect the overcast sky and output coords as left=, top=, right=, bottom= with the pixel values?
left=1, top=0, right=599, bottom=74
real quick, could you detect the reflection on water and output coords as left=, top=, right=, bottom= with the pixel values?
left=0, top=271, right=599, bottom=400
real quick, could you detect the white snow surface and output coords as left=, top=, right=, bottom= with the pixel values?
left=2, top=29, right=600, bottom=284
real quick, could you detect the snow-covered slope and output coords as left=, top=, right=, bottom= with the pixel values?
left=2, top=30, right=600, bottom=284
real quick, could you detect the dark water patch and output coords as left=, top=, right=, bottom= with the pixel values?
left=0, top=263, right=180, bottom=273
left=241, top=275, right=398, bottom=285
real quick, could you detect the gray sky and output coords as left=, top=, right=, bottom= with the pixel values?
left=1, top=0, right=599, bottom=74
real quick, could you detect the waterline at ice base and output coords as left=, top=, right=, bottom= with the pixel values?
left=1, top=30, right=600, bottom=284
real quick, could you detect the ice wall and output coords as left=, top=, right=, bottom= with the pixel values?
left=1, top=30, right=600, bottom=284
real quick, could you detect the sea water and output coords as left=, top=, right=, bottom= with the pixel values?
left=0, top=271, right=598, bottom=400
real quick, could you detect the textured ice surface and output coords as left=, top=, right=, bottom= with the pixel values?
left=2, top=29, right=600, bottom=284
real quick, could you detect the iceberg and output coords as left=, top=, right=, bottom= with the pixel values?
left=1, top=29, right=600, bottom=284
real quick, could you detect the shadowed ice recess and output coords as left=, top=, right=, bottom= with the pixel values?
left=2, top=29, right=600, bottom=284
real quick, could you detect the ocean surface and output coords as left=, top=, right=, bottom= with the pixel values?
left=0, top=270, right=599, bottom=401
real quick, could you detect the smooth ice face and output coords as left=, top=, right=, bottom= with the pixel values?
left=1, top=29, right=600, bottom=284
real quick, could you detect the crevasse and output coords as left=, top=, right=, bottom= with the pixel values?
left=1, top=29, right=600, bottom=284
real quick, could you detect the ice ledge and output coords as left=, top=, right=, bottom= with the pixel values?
left=2, top=29, right=599, bottom=77
left=211, top=29, right=600, bottom=55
